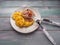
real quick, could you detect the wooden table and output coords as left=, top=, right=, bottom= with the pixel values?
left=0, top=1, right=60, bottom=45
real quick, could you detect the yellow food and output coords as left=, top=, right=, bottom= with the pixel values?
left=12, top=14, right=18, bottom=20
left=12, top=10, right=34, bottom=28
left=24, top=19, right=34, bottom=27
left=15, top=16, right=25, bottom=27
left=13, top=11, right=22, bottom=15
left=12, top=11, right=22, bottom=20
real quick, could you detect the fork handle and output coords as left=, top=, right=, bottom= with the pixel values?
left=43, top=19, right=60, bottom=27
left=36, top=20, right=56, bottom=45
left=43, top=28, right=56, bottom=45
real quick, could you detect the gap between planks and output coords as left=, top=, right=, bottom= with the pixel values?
left=0, top=15, right=60, bottom=18
left=0, top=30, right=60, bottom=31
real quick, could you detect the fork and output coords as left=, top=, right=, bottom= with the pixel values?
left=36, top=20, right=56, bottom=45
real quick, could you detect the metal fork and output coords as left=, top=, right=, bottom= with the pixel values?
left=36, top=20, right=56, bottom=45
left=42, top=18, right=60, bottom=27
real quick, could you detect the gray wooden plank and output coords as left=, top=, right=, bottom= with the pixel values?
left=0, top=8, right=18, bottom=14
left=49, top=31, right=60, bottom=45
left=0, top=1, right=44, bottom=7
left=0, top=0, right=59, bottom=1
left=38, top=8, right=60, bottom=16
left=0, top=31, right=53, bottom=45
left=0, top=18, right=13, bottom=30
left=0, top=1, right=60, bottom=8
left=0, top=31, right=60, bottom=45
left=0, top=18, right=60, bottom=31
left=0, top=8, right=60, bottom=16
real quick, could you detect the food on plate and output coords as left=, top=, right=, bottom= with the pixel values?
left=22, top=9, right=35, bottom=18
left=15, top=16, right=25, bottom=27
left=12, top=8, right=35, bottom=28
left=24, top=18, right=34, bottom=27
left=12, top=11, right=22, bottom=20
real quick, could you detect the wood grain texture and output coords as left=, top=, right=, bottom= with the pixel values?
left=0, top=1, right=60, bottom=8
left=0, top=18, right=13, bottom=31
left=0, top=31, right=60, bottom=45
left=0, top=8, right=60, bottom=17
left=0, top=1, right=60, bottom=45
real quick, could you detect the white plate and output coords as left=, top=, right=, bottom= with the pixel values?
left=10, top=7, right=41, bottom=33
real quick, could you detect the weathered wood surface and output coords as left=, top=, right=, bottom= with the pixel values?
left=0, top=1, right=60, bottom=45
left=0, top=31, right=60, bottom=45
